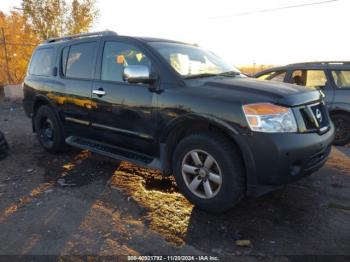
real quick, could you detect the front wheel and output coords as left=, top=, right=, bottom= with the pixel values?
left=332, top=114, right=350, bottom=146
left=172, top=133, right=245, bottom=213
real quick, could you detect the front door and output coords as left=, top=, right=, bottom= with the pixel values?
left=90, top=40, right=158, bottom=156
left=287, top=69, right=335, bottom=105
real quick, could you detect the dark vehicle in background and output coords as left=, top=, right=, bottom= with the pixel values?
left=23, top=31, right=334, bottom=212
left=255, top=62, right=350, bottom=145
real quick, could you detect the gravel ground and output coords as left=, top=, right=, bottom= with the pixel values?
left=0, top=96, right=349, bottom=262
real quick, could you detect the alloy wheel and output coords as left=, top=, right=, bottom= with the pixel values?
left=181, top=149, right=222, bottom=199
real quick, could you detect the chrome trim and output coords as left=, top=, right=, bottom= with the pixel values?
left=304, top=102, right=331, bottom=134
left=92, top=89, right=106, bottom=96
left=65, top=117, right=90, bottom=126
left=305, top=105, right=320, bottom=128
left=319, top=126, right=329, bottom=133
left=123, top=65, right=151, bottom=83
left=91, top=123, right=153, bottom=140
left=306, top=102, right=325, bottom=128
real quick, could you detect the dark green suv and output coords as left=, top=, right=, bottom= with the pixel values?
left=23, top=32, right=334, bottom=212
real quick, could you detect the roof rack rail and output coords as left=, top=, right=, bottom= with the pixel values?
left=45, top=30, right=117, bottom=43
left=288, top=61, right=350, bottom=66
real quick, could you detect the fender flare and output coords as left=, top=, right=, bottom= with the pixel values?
left=159, top=113, right=239, bottom=143
left=159, top=113, right=256, bottom=182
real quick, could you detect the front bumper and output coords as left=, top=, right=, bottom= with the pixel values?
left=239, top=122, right=334, bottom=186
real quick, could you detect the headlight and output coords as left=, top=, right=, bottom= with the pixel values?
left=243, top=103, right=297, bottom=133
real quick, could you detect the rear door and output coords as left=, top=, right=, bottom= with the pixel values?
left=59, top=40, right=99, bottom=138
left=330, top=69, right=350, bottom=111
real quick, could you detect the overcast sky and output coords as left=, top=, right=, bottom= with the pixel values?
left=2, top=0, right=349, bottom=66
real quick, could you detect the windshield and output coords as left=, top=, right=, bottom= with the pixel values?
left=149, top=42, right=240, bottom=78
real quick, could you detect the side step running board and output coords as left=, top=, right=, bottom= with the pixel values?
left=65, top=136, right=161, bottom=170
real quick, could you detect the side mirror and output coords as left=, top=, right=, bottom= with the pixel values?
left=122, top=65, right=154, bottom=84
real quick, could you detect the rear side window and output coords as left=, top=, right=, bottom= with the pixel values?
left=64, top=42, right=96, bottom=79
left=332, top=70, right=350, bottom=88
left=29, top=48, right=54, bottom=76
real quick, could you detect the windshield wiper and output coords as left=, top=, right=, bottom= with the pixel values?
left=183, top=73, right=219, bottom=80
left=218, top=71, right=241, bottom=77
left=183, top=71, right=240, bottom=80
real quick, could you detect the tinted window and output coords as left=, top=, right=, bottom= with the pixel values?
left=101, top=42, right=151, bottom=82
left=29, top=48, right=54, bottom=76
left=65, top=42, right=96, bottom=79
left=290, top=70, right=327, bottom=88
left=332, top=70, right=350, bottom=88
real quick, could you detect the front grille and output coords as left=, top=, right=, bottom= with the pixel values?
left=296, top=102, right=330, bottom=133
left=309, top=103, right=328, bottom=128
left=300, top=108, right=314, bottom=130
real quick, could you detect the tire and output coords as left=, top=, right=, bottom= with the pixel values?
left=332, top=114, right=350, bottom=146
left=34, top=105, right=65, bottom=153
left=172, top=133, right=245, bottom=213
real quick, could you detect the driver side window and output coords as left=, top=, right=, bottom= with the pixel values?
left=101, top=42, right=151, bottom=82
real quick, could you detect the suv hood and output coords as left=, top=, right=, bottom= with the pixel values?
left=185, top=76, right=323, bottom=107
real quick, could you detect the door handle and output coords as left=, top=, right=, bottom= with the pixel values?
left=92, top=89, right=106, bottom=96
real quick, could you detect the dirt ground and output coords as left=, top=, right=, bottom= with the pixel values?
left=0, top=96, right=349, bottom=262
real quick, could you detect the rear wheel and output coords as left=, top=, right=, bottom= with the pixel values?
left=332, top=114, right=350, bottom=146
left=34, top=105, right=65, bottom=152
left=172, top=133, right=245, bottom=212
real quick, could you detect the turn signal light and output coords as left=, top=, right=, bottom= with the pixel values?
left=243, top=103, right=289, bottom=115
left=242, top=103, right=297, bottom=133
